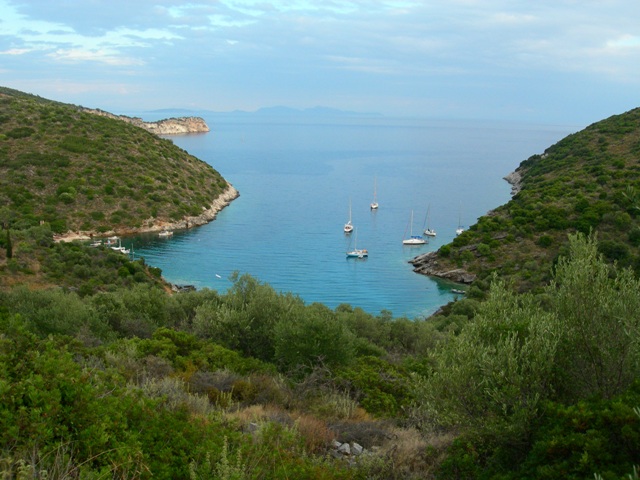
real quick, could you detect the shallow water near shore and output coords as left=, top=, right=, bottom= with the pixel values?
left=126, top=114, right=575, bottom=318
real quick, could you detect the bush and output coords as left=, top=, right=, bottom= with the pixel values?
left=273, top=303, right=356, bottom=375
left=6, top=126, right=35, bottom=139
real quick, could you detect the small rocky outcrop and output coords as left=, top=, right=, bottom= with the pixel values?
left=503, top=169, right=522, bottom=196
left=82, top=108, right=210, bottom=135
left=409, top=251, right=477, bottom=284
left=329, top=440, right=371, bottom=465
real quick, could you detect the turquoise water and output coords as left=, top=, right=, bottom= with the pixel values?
left=128, top=115, right=575, bottom=318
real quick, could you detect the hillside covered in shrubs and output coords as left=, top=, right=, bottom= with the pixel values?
left=416, top=107, right=640, bottom=293
left=0, top=86, right=230, bottom=235
left=0, top=89, right=639, bottom=478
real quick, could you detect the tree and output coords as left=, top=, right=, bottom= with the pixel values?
left=6, top=228, right=12, bottom=259
left=549, top=232, right=640, bottom=400
left=414, top=278, right=559, bottom=441
left=273, top=303, right=356, bottom=376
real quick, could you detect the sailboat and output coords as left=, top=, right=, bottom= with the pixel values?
left=456, top=204, right=464, bottom=236
left=346, top=228, right=368, bottom=258
left=370, top=177, right=379, bottom=210
left=423, top=204, right=436, bottom=237
left=403, top=210, right=427, bottom=245
left=344, top=198, right=354, bottom=233
left=111, top=238, right=130, bottom=254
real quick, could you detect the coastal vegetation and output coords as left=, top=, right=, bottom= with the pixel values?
left=1, top=87, right=639, bottom=478
left=416, top=107, right=640, bottom=293
left=0, top=86, right=228, bottom=235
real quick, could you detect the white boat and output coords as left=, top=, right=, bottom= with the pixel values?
left=423, top=204, right=436, bottom=237
left=456, top=204, right=464, bottom=235
left=344, top=198, right=354, bottom=233
left=403, top=210, right=427, bottom=245
left=159, top=230, right=173, bottom=238
left=370, top=177, right=379, bottom=210
left=111, top=238, right=130, bottom=254
left=346, top=228, right=368, bottom=258
left=105, top=236, right=119, bottom=246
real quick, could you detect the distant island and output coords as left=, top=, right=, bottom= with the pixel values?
left=82, top=108, right=210, bottom=135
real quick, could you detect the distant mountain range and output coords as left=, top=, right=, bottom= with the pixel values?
left=142, top=105, right=382, bottom=118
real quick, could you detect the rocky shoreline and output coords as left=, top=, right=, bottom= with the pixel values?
left=503, top=169, right=522, bottom=196
left=82, top=108, right=210, bottom=135
left=54, top=184, right=239, bottom=243
left=409, top=251, right=477, bottom=284
left=409, top=170, right=521, bottom=285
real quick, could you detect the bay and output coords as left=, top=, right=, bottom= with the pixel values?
left=128, top=114, right=576, bottom=319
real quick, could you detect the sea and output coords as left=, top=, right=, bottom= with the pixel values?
left=124, top=113, right=577, bottom=319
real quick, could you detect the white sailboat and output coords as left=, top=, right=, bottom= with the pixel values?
left=456, top=204, right=464, bottom=236
left=370, top=177, right=379, bottom=210
left=111, top=238, right=130, bottom=254
left=423, top=204, right=436, bottom=237
left=344, top=198, right=354, bottom=233
left=346, top=228, right=368, bottom=258
left=403, top=210, right=427, bottom=245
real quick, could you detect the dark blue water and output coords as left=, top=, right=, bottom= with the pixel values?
left=129, top=115, right=575, bottom=318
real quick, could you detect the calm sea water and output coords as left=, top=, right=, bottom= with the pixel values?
left=126, top=114, right=575, bottom=318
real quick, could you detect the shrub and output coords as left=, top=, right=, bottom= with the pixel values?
left=6, top=126, right=35, bottom=138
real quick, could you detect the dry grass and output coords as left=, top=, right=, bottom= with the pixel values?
left=293, top=413, right=336, bottom=454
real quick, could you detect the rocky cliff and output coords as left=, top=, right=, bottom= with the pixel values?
left=82, top=108, right=210, bottom=135
left=409, top=251, right=477, bottom=284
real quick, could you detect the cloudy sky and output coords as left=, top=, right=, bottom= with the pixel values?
left=1, top=0, right=639, bottom=125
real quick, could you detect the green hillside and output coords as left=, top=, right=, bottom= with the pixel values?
left=1, top=88, right=639, bottom=478
left=0, top=86, right=230, bottom=235
left=418, top=107, right=640, bottom=292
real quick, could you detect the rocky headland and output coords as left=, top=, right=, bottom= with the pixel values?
left=409, top=251, right=477, bottom=284
left=82, top=108, right=210, bottom=135
left=410, top=170, right=523, bottom=284
left=503, top=169, right=522, bottom=196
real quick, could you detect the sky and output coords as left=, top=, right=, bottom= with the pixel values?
left=1, top=0, right=640, bottom=126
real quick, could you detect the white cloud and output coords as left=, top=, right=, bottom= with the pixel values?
left=0, top=48, right=31, bottom=55
left=607, top=34, right=640, bottom=49
left=47, top=48, right=145, bottom=66
left=2, top=0, right=639, bottom=123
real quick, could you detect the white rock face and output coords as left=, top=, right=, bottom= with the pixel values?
left=82, top=108, right=210, bottom=135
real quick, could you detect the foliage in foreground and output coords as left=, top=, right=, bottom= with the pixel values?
left=412, top=233, right=640, bottom=478
left=0, top=232, right=640, bottom=478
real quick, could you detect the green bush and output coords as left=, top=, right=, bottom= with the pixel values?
left=273, top=303, right=356, bottom=375
left=6, top=126, right=35, bottom=138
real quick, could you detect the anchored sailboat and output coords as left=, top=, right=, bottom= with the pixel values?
left=423, top=204, right=436, bottom=237
left=370, top=177, right=379, bottom=210
left=344, top=198, right=354, bottom=233
left=346, top=228, right=368, bottom=258
left=403, top=210, right=427, bottom=245
left=456, top=204, right=464, bottom=236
